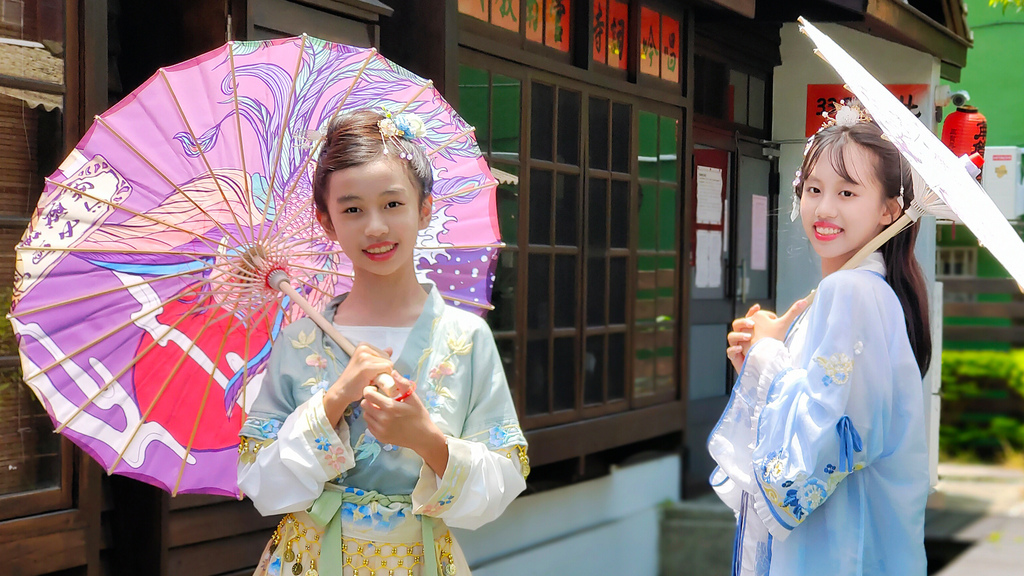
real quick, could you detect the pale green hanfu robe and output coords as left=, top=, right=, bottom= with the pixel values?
left=238, top=284, right=528, bottom=576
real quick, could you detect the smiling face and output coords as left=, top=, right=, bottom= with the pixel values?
left=799, top=143, right=899, bottom=276
left=316, top=158, right=431, bottom=279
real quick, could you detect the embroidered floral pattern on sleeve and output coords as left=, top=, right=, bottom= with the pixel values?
left=304, top=401, right=351, bottom=478
left=418, top=460, right=469, bottom=517
left=243, top=416, right=284, bottom=440
left=814, top=353, right=853, bottom=387
left=757, top=418, right=865, bottom=525
left=419, top=329, right=474, bottom=414
left=292, top=329, right=342, bottom=396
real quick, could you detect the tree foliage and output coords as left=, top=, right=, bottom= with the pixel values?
left=990, top=0, right=1024, bottom=13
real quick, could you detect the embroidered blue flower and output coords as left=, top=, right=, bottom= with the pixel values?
left=824, top=463, right=837, bottom=474
left=799, top=478, right=828, bottom=511
left=245, top=417, right=283, bottom=440
left=315, top=435, right=331, bottom=452
left=489, top=425, right=512, bottom=448
left=760, top=450, right=786, bottom=484
left=424, top=388, right=445, bottom=409
left=341, top=501, right=409, bottom=532
left=782, top=489, right=807, bottom=520
left=311, top=379, right=330, bottom=394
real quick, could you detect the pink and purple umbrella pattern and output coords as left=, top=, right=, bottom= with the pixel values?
left=10, top=36, right=500, bottom=496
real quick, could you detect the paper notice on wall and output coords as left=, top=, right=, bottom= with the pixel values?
left=696, top=166, right=724, bottom=225
left=695, top=229, right=723, bottom=288
left=751, top=194, right=768, bottom=271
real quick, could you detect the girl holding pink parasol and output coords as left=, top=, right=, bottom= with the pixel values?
left=237, top=110, right=527, bottom=576
left=708, top=104, right=931, bottom=575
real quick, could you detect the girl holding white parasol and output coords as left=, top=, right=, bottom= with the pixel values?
left=708, top=103, right=931, bottom=576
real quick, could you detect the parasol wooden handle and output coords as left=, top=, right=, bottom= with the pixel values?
left=269, top=271, right=398, bottom=397
left=804, top=213, right=914, bottom=306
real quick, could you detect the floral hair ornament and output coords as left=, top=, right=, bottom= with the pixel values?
left=377, top=107, right=427, bottom=160
left=790, top=99, right=906, bottom=221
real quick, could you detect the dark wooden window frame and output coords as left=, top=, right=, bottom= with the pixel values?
left=459, top=47, right=690, bottom=468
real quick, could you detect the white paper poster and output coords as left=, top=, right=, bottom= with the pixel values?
left=696, top=166, right=724, bottom=225
left=751, top=194, right=768, bottom=271
left=695, top=229, right=723, bottom=288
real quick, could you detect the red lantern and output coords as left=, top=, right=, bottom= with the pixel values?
left=941, top=105, right=987, bottom=159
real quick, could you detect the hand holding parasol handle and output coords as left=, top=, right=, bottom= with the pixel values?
left=267, top=270, right=398, bottom=397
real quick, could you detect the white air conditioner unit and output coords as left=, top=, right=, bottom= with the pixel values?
left=982, top=146, right=1024, bottom=220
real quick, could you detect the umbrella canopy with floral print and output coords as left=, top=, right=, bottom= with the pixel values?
left=9, top=36, right=500, bottom=496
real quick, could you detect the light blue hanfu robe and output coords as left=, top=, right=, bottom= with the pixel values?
left=708, top=254, right=929, bottom=576
left=237, top=283, right=528, bottom=576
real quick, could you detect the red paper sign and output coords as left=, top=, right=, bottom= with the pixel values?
left=805, top=84, right=929, bottom=137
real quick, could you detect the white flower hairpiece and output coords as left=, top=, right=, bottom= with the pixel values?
left=377, top=108, right=426, bottom=159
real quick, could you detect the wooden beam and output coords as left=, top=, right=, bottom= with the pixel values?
left=944, top=301, right=1024, bottom=318
left=941, top=278, right=1022, bottom=294
left=524, top=400, right=684, bottom=466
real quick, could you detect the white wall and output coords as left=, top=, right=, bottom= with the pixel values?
left=454, top=454, right=680, bottom=576
left=773, top=22, right=940, bottom=309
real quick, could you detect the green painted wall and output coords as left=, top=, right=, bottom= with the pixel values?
left=943, top=1, right=1024, bottom=148
left=937, top=2, right=1024, bottom=350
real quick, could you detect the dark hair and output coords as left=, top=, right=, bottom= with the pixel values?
left=796, top=121, right=932, bottom=375
left=312, top=109, right=433, bottom=214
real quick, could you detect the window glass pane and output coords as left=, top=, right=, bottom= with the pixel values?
left=553, top=254, right=577, bottom=328
left=639, top=7, right=660, bottom=77
left=488, top=250, right=518, bottom=332
left=527, top=254, right=550, bottom=329
left=592, top=0, right=608, bottom=64
left=694, top=55, right=728, bottom=120
left=459, top=0, right=488, bottom=21
left=0, top=367, right=60, bottom=496
left=0, top=6, right=66, bottom=496
left=0, top=0, right=64, bottom=51
left=587, top=178, right=607, bottom=251
left=531, top=83, right=555, bottom=161
left=557, top=89, right=580, bottom=165
left=610, top=179, right=629, bottom=248
left=608, top=257, right=626, bottom=324
left=658, top=186, right=676, bottom=251
left=555, top=174, right=578, bottom=246
left=526, top=0, right=543, bottom=43
left=638, top=183, right=657, bottom=251
left=728, top=70, right=748, bottom=126
left=529, top=169, right=552, bottom=245
left=638, top=110, right=658, bottom=179
left=495, top=165, right=519, bottom=244
left=544, top=0, right=570, bottom=52
left=525, top=338, right=549, bottom=415
left=660, top=15, right=680, bottom=83
left=608, top=0, right=629, bottom=70
left=584, top=335, right=604, bottom=404
left=658, top=115, right=677, bottom=182
left=588, top=97, right=609, bottom=170
left=607, top=332, right=625, bottom=400
left=749, top=75, right=766, bottom=130
left=492, top=75, right=521, bottom=157
left=586, top=257, right=605, bottom=326
left=458, top=66, right=491, bottom=155
left=491, top=0, right=519, bottom=31
left=611, top=102, right=630, bottom=173
left=634, top=327, right=655, bottom=398
left=552, top=337, right=576, bottom=410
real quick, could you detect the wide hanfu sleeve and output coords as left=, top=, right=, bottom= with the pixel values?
left=237, top=333, right=356, bottom=516
left=709, top=271, right=898, bottom=540
left=411, top=321, right=528, bottom=530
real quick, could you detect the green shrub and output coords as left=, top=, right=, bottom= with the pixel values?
left=940, top=350, right=1024, bottom=460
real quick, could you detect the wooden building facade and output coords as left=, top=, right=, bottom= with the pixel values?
left=0, top=1, right=971, bottom=575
